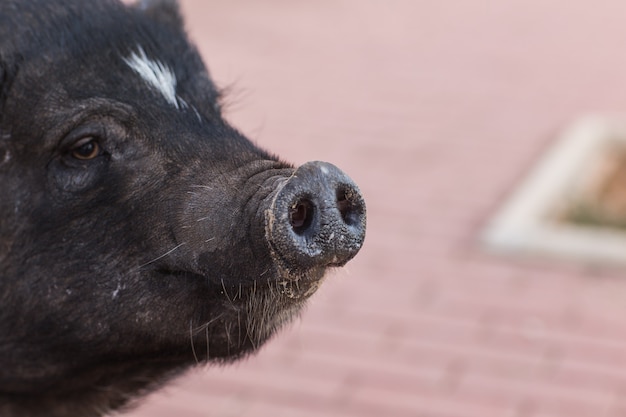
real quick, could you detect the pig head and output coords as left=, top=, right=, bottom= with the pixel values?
left=0, top=0, right=366, bottom=416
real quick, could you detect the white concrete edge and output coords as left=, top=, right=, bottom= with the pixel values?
left=481, top=115, right=626, bottom=265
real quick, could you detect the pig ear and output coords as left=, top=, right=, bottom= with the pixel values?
left=135, top=0, right=183, bottom=29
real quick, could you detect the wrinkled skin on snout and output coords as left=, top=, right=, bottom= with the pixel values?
left=0, top=0, right=366, bottom=416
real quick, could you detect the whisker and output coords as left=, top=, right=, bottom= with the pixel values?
left=225, top=322, right=232, bottom=356
left=237, top=310, right=242, bottom=349
left=189, top=185, right=213, bottom=190
left=221, top=278, right=233, bottom=305
left=191, top=314, right=224, bottom=333
left=189, top=320, right=199, bottom=365
left=205, top=323, right=210, bottom=360
left=137, top=242, right=186, bottom=269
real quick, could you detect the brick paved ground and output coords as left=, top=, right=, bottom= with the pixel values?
left=123, top=1, right=626, bottom=416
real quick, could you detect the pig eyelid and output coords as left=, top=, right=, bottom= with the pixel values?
left=69, top=136, right=103, bottom=161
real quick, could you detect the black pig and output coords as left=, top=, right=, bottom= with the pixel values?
left=0, top=0, right=366, bottom=416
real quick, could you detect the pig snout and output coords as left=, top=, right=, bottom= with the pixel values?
left=266, top=161, right=366, bottom=274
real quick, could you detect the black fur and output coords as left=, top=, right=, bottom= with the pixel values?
left=0, top=1, right=332, bottom=416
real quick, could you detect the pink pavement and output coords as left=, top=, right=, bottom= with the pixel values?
left=125, top=1, right=626, bottom=416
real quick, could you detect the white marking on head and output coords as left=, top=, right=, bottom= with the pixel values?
left=123, top=46, right=179, bottom=109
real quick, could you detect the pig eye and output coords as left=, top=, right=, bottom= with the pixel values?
left=70, top=137, right=101, bottom=160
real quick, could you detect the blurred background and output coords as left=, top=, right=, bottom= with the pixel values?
left=124, top=1, right=626, bottom=416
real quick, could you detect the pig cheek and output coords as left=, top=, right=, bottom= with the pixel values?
left=175, top=194, right=238, bottom=258
left=48, top=159, right=107, bottom=193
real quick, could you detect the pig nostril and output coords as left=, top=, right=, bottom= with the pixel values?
left=336, top=186, right=360, bottom=227
left=289, top=198, right=314, bottom=235
left=337, top=196, right=350, bottom=221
